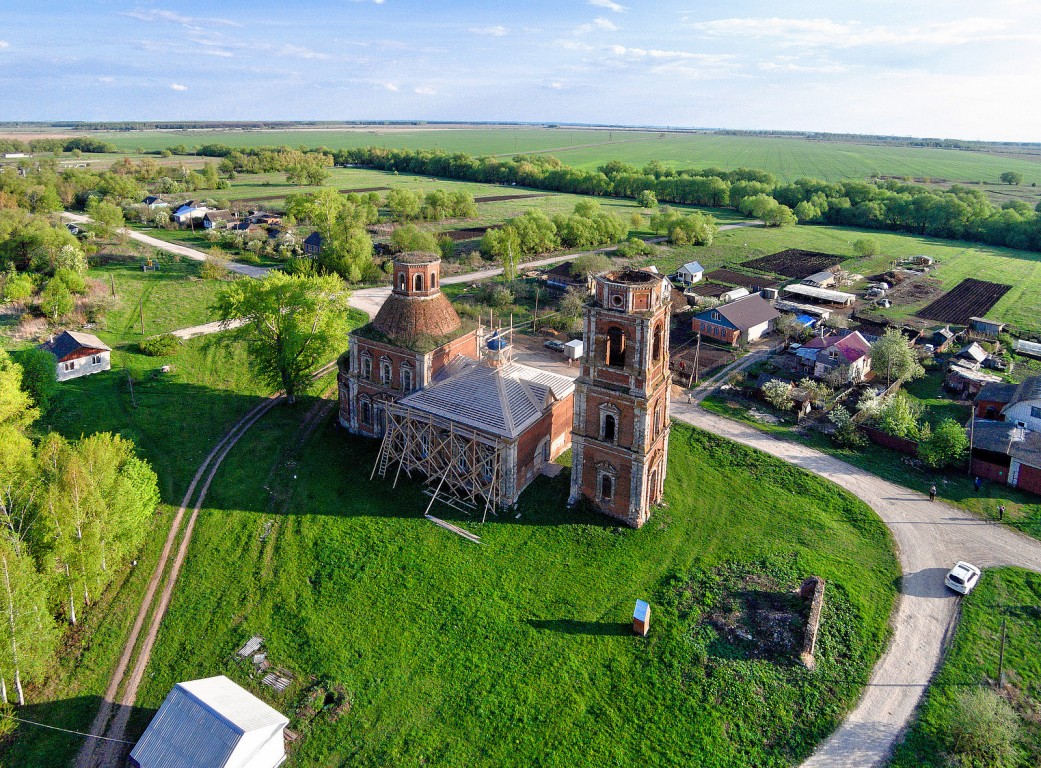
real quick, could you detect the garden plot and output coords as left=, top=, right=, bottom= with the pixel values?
left=743, top=249, right=844, bottom=279
left=704, top=269, right=778, bottom=290
left=915, top=278, right=1012, bottom=325
left=473, top=193, right=551, bottom=203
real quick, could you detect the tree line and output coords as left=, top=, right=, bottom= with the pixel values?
left=0, top=351, right=159, bottom=706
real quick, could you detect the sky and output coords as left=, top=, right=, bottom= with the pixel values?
left=1, top=1, right=1040, bottom=141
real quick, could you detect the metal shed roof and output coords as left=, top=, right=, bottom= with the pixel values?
left=782, top=284, right=856, bottom=304
left=130, top=676, right=288, bottom=768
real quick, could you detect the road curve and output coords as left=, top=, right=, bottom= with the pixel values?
left=61, top=212, right=270, bottom=278
left=670, top=397, right=1041, bottom=767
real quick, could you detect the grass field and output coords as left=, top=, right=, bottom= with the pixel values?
left=98, top=420, right=899, bottom=768
left=56, top=127, right=1041, bottom=185
left=891, top=567, right=1041, bottom=767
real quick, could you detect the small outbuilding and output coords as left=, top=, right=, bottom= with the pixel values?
left=130, top=675, right=289, bottom=768
left=676, top=261, right=705, bottom=285
left=969, top=317, right=1006, bottom=336
left=802, top=270, right=837, bottom=289
left=303, top=231, right=323, bottom=257
left=40, top=330, right=111, bottom=382
left=782, top=284, right=856, bottom=306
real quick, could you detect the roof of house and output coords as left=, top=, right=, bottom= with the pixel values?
left=933, top=327, right=955, bottom=341
left=958, top=342, right=988, bottom=363
left=977, top=381, right=1018, bottom=404
left=803, top=270, right=836, bottom=284
left=828, top=331, right=872, bottom=363
left=697, top=293, right=779, bottom=330
left=40, top=330, right=111, bottom=360
left=1011, top=376, right=1041, bottom=404
left=545, top=261, right=581, bottom=281
left=129, top=675, right=288, bottom=768
left=203, top=210, right=231, bottom=221
left=397, top=356, right=574, bottom=440
left=971, top=419, right=1041, bottom=468
left=946, top=361, right=1002, bottom=385
left=303, top=231, right=322, bottom=247
left=143, top=195, right=167, bottom=205
left=679, top=261, right=704, bottom=275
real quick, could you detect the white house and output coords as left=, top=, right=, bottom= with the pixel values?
left=142, top=196, right=170, bottom=209
left=130, top=675, right=289, bottom=768
left=676, top=261, right=704, bottom=285
left=172, top=201, right=212, bottom=225
left=40, top=331, right=111, bottom=382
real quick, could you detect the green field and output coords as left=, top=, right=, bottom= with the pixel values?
left=43, top=127, right=1041, bottom=184
left=115, top=421, right=896, bottom=767
left=891, top=568, right=1041, bottom=767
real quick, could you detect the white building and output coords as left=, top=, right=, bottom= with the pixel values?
left=675, top=261, right=704, bottom=285
left=130, top=675, right=289, bottom=768
left=40, top=330, right=111, bottom=382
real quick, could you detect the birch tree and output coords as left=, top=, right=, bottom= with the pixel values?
left=0, top=538, right=56, bottom=705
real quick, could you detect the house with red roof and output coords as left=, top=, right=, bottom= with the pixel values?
left=796, top=331, right=872, bottom=383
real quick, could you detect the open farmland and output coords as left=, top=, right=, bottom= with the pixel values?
left=743, top=249, right=845, bottom=279
left=915, top=278, right=1013, bottom=325
left=31, top=126, right=1041, bottom=184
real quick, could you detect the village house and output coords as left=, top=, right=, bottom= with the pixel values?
left=171, top=201, right=212, bottom=225
left=969, top=377, right=1041, bottom=494
left=675, top=261, right=704, bottom=285
left=931, top=326, right=956, bottom=353
left=795, top=331, right=872, bottom=383
left=544, top=261, right=593, bottom=293
left=202, top=210, right=232, bottom=229
left=303, top=231, right=323, bottom=257
left=39, top=330, right=111, bottom=382
left=142, top=195, right=169, bottom=209
left=130, top=675, right=288, bottom=768
left=692, top=293, right=779, bottom=346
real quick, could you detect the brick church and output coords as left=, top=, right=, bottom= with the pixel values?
left=339, top=253, right=670, bottom=527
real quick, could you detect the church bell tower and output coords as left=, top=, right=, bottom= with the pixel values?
left=568, top=270, right=672, bottom=527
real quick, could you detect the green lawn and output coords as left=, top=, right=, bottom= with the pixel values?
left=891, top=567, right=1041, bottom=768
left=112, top=420, right=900, bottom=768
left=64, top=128, right=1041, bottom=184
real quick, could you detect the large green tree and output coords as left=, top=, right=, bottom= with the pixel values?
left=213, top=272, right=352, bottom=403
left=871, top=328, right=925, bottom=386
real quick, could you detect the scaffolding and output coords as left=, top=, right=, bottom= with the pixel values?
left=372, top=405, right=505, bottom=522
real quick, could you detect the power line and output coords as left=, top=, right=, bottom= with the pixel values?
left=8, top=716, right=136, bottom=745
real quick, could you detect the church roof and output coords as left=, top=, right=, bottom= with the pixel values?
left=397, top=358, right=574, bottom=439
left=368, top=291, right=463, bottom=349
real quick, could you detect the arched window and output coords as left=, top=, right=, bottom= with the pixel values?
left=654, top=405, right=663, bottom=437
left=360, top=352, right=373, bottom=380
left=379, top=358, right=392, bottom=385
left=431, top=271, right=438, bottom=288
left=414, top=273, right=424, bottom=292
left=652, top=323, right=663, bottom=362
left=603, top=414, right=616, bottom=442
left=607, top=327, right=626, bottom=367
left=360, top=399, right=372, bottom=424
left=600, top=474, right=614, bottom=501
left=401, top=365, right=414, bottom=392
left=398, top=273, right=406, bottom=291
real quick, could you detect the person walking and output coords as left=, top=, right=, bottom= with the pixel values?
left=974, top=476, right=982, bottom=493
left=929, top=484, right=937, bottom=502
left=999, top=504, right=1006, bottom=521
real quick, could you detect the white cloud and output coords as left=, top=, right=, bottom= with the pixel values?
left=0, top=40, right=8, bottom=49
left=610, top=45, right=730, bottom=62
left=98, top=76, right=116, bottom=83
left=691, top=16, right=1038, bottom=49
left=469, top=25, right=508, bottom=37
left=588, top=0, right=627, bottom=12
left=277, top=44, right=331, bottom=60
left=549, top=81, right=563, bottom=89
left=414, top=86, right=436, bottom=95
left=383, top=82, right=399, bottom=92
left=759, top=58, right=848, bottom=74
left=123, top=9, right=241, bottom=28
left=554, top=38, right=593, bottom=51
left=575, top=17, right=618, bottom=35
left=170, top=83, right=188, bottom=91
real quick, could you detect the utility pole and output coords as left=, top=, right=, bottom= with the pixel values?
left=693, top=332, right=702, bottom=384
left=139, top=295, right=145, bottom=336
left=998, top=617, right=1007, bottom=688
left=109, top=274, right=116, bottom=298
left=532, top=286, right=540, bottom=333
left=126, top=369, right=137, bottom=408
left=968, top=415, right=975, bottom=477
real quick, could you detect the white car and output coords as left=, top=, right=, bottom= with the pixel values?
left=945, top=562, right=981, bottom=595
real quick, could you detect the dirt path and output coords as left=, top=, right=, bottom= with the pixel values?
left=671, top=376, right=1041, bottom=768
left=61, top=212, right=270, bottom=278
left=169, top=318, right=248, bottom=339
left=75, top=362, right=338, bottom=768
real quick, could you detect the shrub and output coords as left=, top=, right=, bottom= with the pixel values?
left=946, top=688, right=1020, bottom=767
left=201, top=256, right=230, bottom=280
left=762, top=379, right=794, bottom=411
left=236, top=251, right=261, bottom=265
left=14, top=347, right=58, bottom=412
left=139, top=333, right=181, bottom=357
